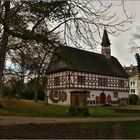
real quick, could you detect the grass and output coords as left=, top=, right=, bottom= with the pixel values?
left=1, top=98, right=140, bottom=138
left=121, top=121, right=140, bottom=139
left=78, top=122, right=112, bottom=139
left=0, top=98, right=69, bottom=117
left=89, top=106, right=140, bottom=117
left=79, top=121, right=140, bottom=139
left=0, top=119, right=140, bottom=139
left=1, top=98, right=140, bottom=117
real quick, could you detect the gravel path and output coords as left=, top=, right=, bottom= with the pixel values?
left=1, top=116, right=140, bottom=125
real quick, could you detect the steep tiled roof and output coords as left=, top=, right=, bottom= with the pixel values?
left=47, top=46, right=129, bottom=77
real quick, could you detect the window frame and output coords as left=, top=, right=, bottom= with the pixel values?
left=98, top=78, right=108, bottom=87
left=77, top=76, right=85, bottom=85
left=118, top=80, right=124, bottom=88
left=113, top=92, right=118, bottom=98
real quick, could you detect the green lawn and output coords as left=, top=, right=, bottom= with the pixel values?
left=71, top=121, right=140, bottom=139
left=121, top=121, right=140, bottom=139
left=76, top=121, right=140, bottom=139
left=1, top=98, right=140, bottom=117
left=0, top=98, right=69, bottom=117
left=1, top=98, right=140, bottom=138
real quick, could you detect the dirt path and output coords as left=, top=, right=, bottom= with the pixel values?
left=1, top=116, right=140, bottom=125
left=0, top=116, right=140, bottom=139
left=0, top=123, right=119, bottom=139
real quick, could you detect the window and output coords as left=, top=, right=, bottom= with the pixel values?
left=131, top=89, right=135, bottom=93
left=98, top=78, right=107, bottom=86
left=54, top=91, right=58, bottom=98
left=113, top=92, right=118, bottom=98
left=78, top=76, right=85, bottom=85
left=54, top=77, right=60, bottom=86
left=119, top=80, right=124, bottom=88
left=131, top=82, right=135, bottom=86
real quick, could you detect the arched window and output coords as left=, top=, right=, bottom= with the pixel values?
left=100, top=93, right=106, bottom=104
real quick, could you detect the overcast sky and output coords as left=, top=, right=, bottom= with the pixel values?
left=110, top=1, right=140, bottom=67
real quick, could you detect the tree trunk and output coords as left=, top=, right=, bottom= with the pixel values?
left=0, top=1, right=10, bottom=107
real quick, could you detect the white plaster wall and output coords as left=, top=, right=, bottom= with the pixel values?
left=47, top=89, right=129, bottom=106
left=87, top=90, right=128, bottom=106
left=87, top=90, right=128, bottom=100
left=47, top=89, right=71, bottom=106
left=129, top=75, right=140, bottom=97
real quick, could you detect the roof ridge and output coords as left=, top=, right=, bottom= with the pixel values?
left=60, top=45, right=110, bottom=57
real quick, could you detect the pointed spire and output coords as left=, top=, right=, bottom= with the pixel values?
left=101, top=28, right=111, bottom=58
left=101, top=27, right=111, bottom=47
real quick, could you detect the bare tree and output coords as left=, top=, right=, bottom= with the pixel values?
left=7, top=40, right=54, bottom=100
left=0, top=0, right=134, bottom=107
left=0, top=1, right=10, bottom=107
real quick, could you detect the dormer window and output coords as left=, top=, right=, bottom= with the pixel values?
left=78, top=76, right=85, bottom=85
left=54, top=77, right=60, bottom=86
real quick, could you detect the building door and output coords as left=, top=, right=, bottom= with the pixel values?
left=100, top=92, right=106, bottom=104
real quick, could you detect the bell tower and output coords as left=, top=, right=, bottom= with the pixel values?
left=101, top=28, right=111, bottom=58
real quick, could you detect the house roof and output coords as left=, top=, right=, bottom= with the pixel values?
left=47, top=46, right=129, bottom=77
left=124, top=65, right=138, bottom=76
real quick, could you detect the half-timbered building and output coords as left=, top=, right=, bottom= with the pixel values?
left=46, top=29, right=129, bottom=106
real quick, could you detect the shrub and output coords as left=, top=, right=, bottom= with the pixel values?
left=129, top=94, right=140, bottom=105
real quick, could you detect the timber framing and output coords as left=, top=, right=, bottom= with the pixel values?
left=47, top=70, right=129, bottom=92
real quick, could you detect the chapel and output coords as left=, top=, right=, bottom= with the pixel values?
left=46, top=29, right=129, bottom=106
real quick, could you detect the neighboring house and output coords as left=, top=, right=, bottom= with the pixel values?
left=124, top=65, right=140, bottom=97
left=46, top=29, right=129, bottom=106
